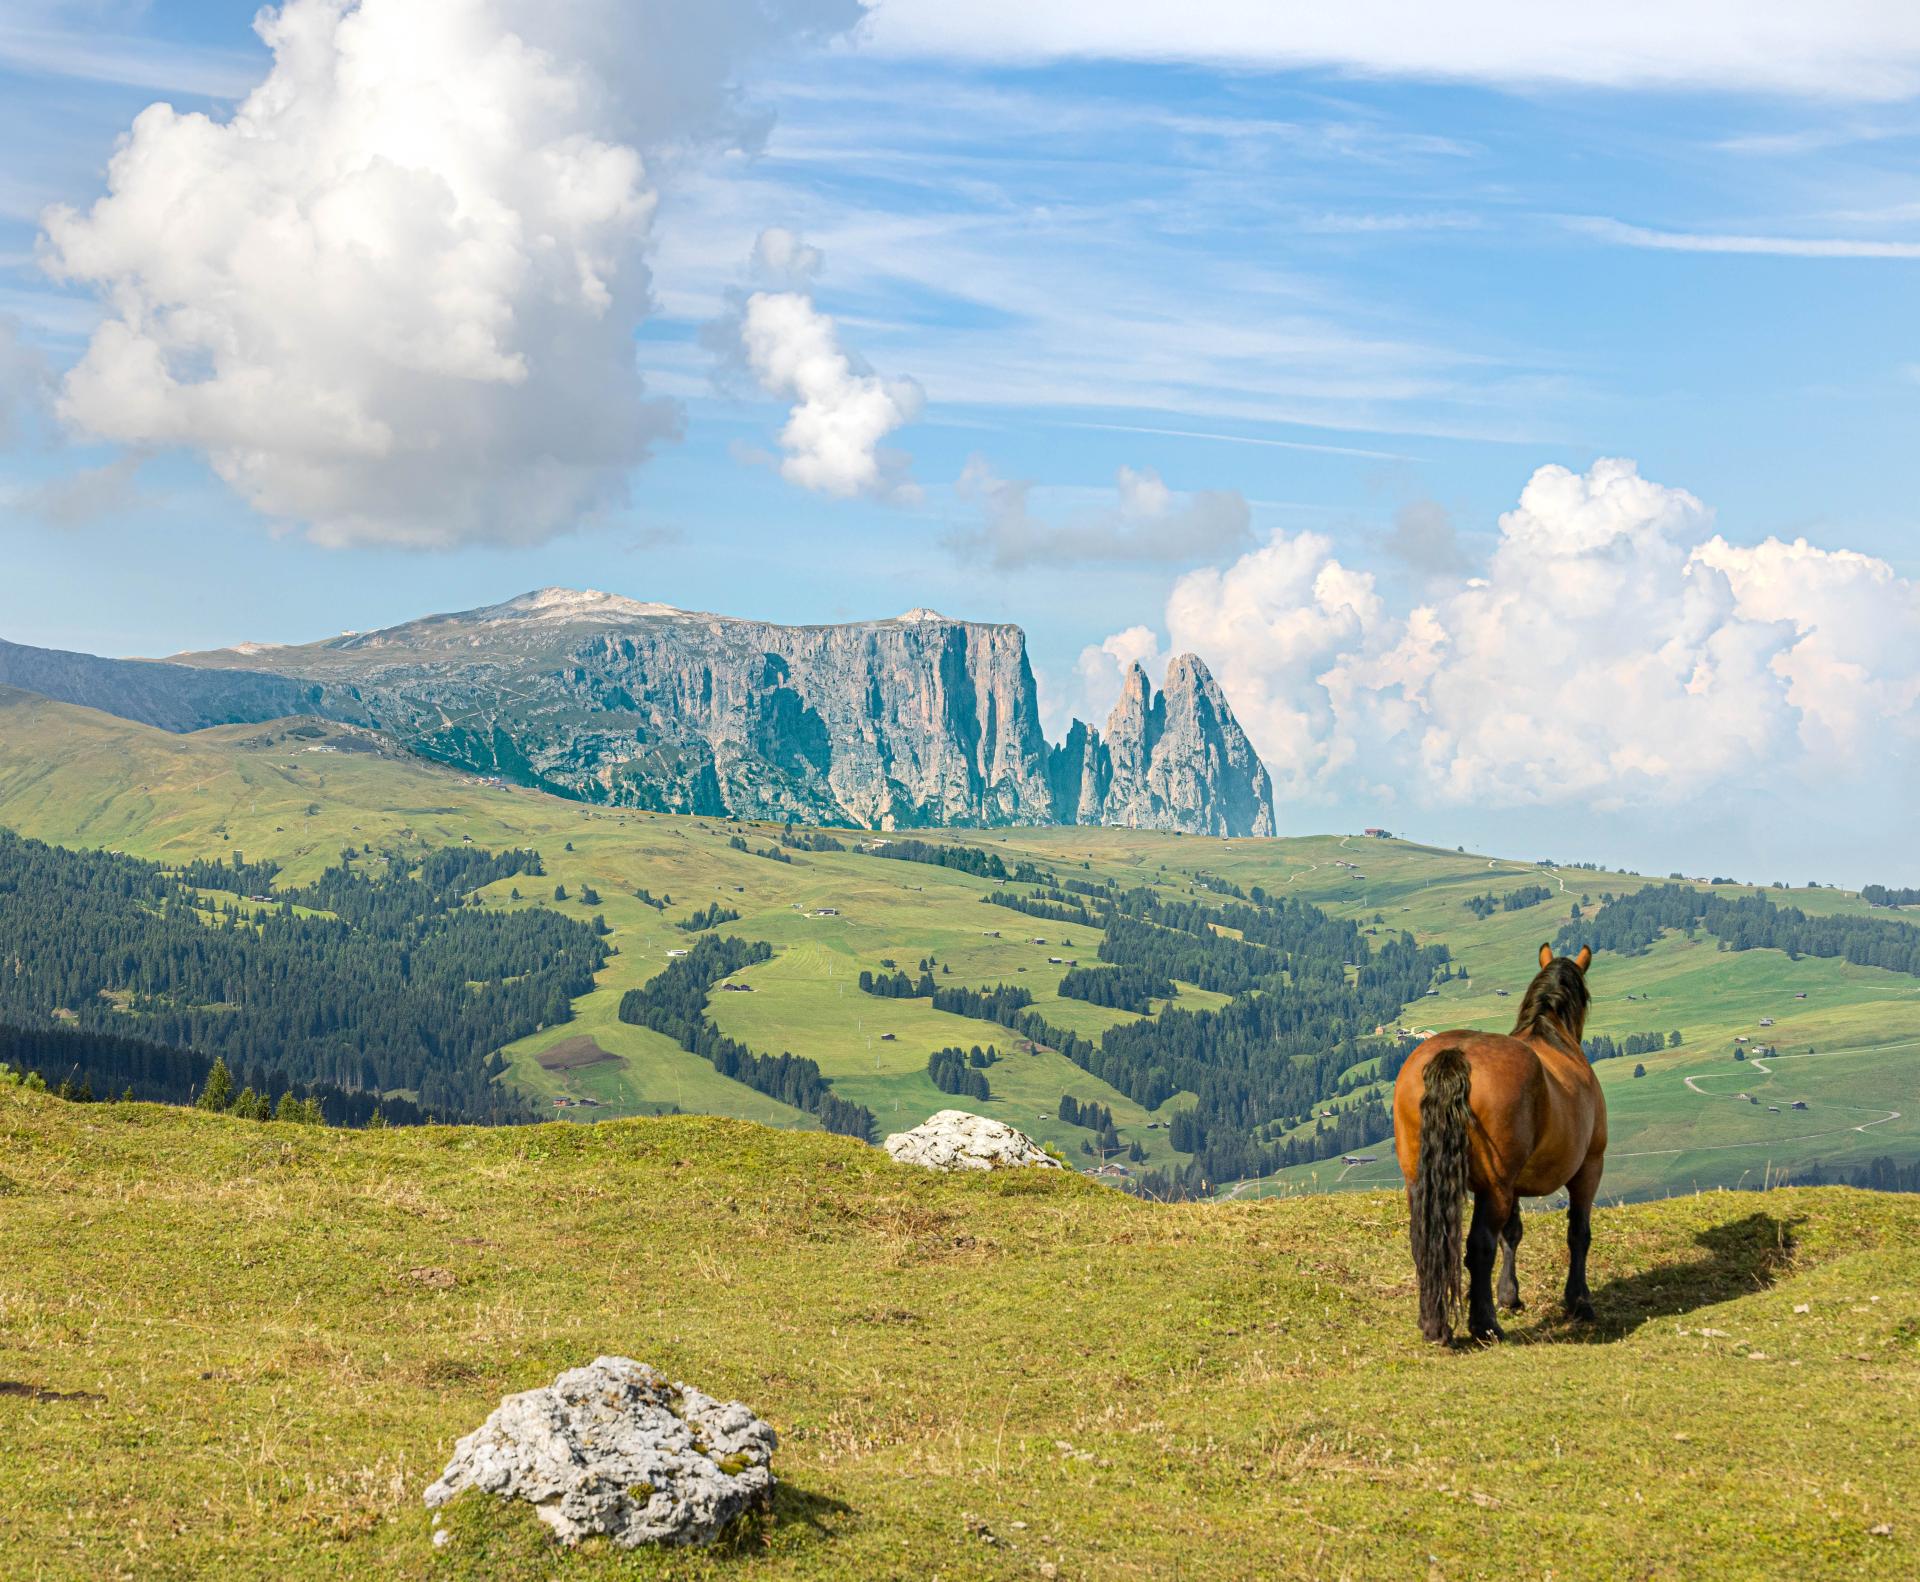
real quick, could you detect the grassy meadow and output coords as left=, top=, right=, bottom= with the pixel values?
left=0, top=687, right=1916, bottom=1199
left=4, top=1084, right=1920, bottom=1579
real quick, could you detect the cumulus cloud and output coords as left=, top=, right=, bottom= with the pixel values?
left=38, top=0, right=859, bottom=548
left=1067, top=623, right=1165, bottom=728
left=953, top=457, right=1252, bottom=569
left=738, top=285, right=924, bottom=500
left=1380, top=497, right=1471, bottom=575
left=1110, top=457, right=1920, bottom=809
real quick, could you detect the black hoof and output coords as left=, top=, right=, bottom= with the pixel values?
left=1499, top=1296, right=1525, bottom=1314
left=1566, top=1297, right=1596, bottom=1323
left=1469, top=1321, right=1505, bottom=1344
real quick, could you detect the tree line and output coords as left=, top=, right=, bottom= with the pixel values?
left=0, top=1022, right=422, bottom=1126
left=1556, top=884, right=1920, bottom=977
left=927, top=1047, right=990, bottom=1101
left=867, top=838, right=1051, bottom=886
left=0, top=829, right=597, bottom=1123
left=1863, top=885, right=1920, bottom=909
left=1584, top=1030, right=1679, bottom=1062
left=1057, top=964, right=1174, bottom=1013
left=1462, top=883, right=1553, bottom=919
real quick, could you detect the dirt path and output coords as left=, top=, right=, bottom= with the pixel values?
left=1627, top=1063, right=1903, bottom=1159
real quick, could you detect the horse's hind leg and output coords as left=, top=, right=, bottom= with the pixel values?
left=1563, top=1156, right=1602, bottom=1323
left=1466, top=1190, right=1509, bottom=1342
left=1497, top=1209, right=1524, bottom=1313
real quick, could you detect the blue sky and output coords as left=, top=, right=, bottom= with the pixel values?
left=2, top=1, right=1917, bottom=881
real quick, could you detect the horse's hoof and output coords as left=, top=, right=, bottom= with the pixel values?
left=1566, top=1298, right=1596, bottom=1323
left=1469, top=1322, right=1505, bottom=1344
left=1421, top=1322, right=1453, bottom=1345
left=1499, top=1297, right=1525, bottom=1314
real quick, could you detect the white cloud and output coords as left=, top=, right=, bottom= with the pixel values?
left=14, top=452, right=150, bottom=527
left=1570, top=217, right=1920, bottom=259
left=953, top=457, right=1252, bottom=569
left=1114, top=457, right=1920, bottom=809
left=1690, top=534, right=1920, bottom=761
left=750, top=225, right=825, bottom=288
left=859, top=1, right=1920, bottom=101
left=38, top=0, right=859, bottom=549
left=1067, top=623, right=1164, bottom=730
left=739, top=285, right=923, bottom=500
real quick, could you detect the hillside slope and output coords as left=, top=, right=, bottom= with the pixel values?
left=2, top=1087, right=1917, bottom=1579
left=0, top=687, right=1915, bottom=1198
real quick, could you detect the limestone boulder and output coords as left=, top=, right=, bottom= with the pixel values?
left=884, top=1109, right=1063, bottom=1172
left=424, top=1356, right=775, bottom=1548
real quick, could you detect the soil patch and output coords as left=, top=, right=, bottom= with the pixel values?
left=536, top=1036, right=621, bottom=1073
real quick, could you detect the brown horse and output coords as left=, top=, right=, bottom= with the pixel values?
left=1392, top=943, right=1606, bottom=1343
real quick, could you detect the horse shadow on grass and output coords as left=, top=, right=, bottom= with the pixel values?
left=1508, top=1210, right=1801, bottom=1345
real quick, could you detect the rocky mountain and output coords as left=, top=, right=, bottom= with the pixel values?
left=0, top=637, right=340, bottom=734
left=0, top=588, right=1276, bottom=836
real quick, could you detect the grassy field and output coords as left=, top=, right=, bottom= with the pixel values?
left=3, top=1082, right=1918, bottom=1579
left=1, top=687, right=1916, bottom=1198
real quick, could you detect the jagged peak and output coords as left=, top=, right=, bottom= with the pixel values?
left=1161, top=652, right=1215, bottom=688
left=895, top=607, right=951, bottom=623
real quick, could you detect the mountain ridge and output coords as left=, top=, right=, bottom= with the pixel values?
left=0, top=589, right=1276, bottom=836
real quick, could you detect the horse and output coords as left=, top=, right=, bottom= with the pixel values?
left=1392, top=943, right=1606, bottom=1344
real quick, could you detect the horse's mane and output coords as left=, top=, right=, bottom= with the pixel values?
left=1511, top=957, right=1591, bottom=1048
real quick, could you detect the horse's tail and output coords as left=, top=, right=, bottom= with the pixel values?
left=1410, top=1046, right=1472, bottom=1339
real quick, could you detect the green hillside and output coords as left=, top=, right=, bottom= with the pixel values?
left=1, top=687, right=1916, bottom=1200
left=3, top=1083, right=1918, bottom=1579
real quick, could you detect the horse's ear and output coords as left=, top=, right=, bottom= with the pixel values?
left=1574, top=945, right=1592, bottom=973
left=1538, top=942, right=1553, bottom=969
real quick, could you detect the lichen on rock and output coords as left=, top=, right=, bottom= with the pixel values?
left=423, top=1356, right=775, bottom=1548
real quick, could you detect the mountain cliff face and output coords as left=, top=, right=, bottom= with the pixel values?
left=0, top=589, right=1277, bottom=836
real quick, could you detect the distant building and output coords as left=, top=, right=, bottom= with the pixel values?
left=1363, top=827, right=1392, bottom=838
left=1791, top=1100, right=1809, bottom=1110
left=1341, top=1154, right=1378, bottom=1165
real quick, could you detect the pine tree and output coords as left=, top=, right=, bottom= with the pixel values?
left=197, top=1057, right=235, bottom=1111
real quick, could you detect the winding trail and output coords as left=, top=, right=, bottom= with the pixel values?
left=1625, top=1059, right=1905, bottom=1160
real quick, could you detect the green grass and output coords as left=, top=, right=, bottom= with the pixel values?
left=3, top=1084, right=1918, bottom=1579
left=2, top=689, right=1917, bottom=1199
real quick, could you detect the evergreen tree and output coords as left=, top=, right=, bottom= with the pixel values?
left=198, top=1057, right=234, bottom=1112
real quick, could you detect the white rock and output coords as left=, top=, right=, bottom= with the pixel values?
left=423, top=1356, right=776, bottom=1548
left=884, top=1109, right=1063, bottom=1172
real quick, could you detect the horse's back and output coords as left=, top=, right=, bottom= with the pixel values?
left=1393, top=1031, right=1559, bottom=1192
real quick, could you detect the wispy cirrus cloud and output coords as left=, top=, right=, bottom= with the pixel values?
left=858, top=0, right=1920, bottom=101
left=1569, top=216, right=1920, bottom=259
left=0, top=16, right=263, bottom=99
